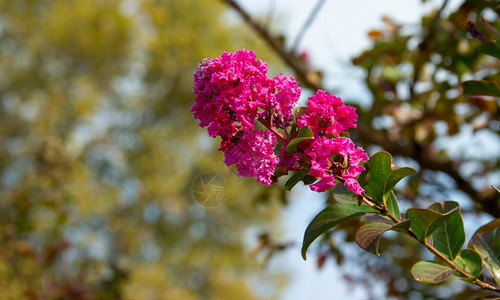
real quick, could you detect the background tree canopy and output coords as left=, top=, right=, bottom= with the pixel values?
left=0, top=0, right=498, bottom=299
left=0, top=0, right=287, bottom=299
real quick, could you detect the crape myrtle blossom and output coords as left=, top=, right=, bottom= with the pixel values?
left=297, top=90, right=358, bottom=137
left=191, top=49, right=299, bottom=185
left=191, top=49, right=300, bottom=138
left=224, top=130, right=279, bottom=186
left=303, top=137, right=368, bottom=194
left=295, top=90, right=368, bottom=193
left=192, top=49, right=369, bottom=194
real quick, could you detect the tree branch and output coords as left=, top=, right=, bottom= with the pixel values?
left=354, top=180, right=500, bottom=293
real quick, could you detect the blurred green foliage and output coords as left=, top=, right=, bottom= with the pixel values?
left=0, top=0, right=287, bottom=299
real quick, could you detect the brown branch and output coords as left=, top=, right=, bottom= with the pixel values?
left=353, top=181, right=500, bottom=293
left=223, top=0, right=499, bottom=218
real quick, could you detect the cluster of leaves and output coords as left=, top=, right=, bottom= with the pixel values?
left=298, top=151, right=500, bottom=292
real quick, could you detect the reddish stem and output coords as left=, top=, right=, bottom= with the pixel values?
left=258, top=116, right=288, bottom=143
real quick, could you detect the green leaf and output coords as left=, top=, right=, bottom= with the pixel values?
left=427, top=201, right=465, bottom=260
left=454, top=249, right=483, bottom=278
left=355, top=219, right=411, bottom=255
left=289, top=107, right=307, bottom=137
left=297, top=125, right=313, bottom=138
left=301, top=203, right=377, bottom=260
left=331, top=182, right=356, bottom=203
left=356, top=222, right=391, bottom=255
left=284, top=170, right=309, bottom=191
left=285, top=137, right=310, bottom=153
left=289, top=121, right=297, bottom=138
left=285, top=126, right=313, bottom=153
left=391, top=219, right=412, bottom=232
left=406, top=205, right=459, bottom=242
left=481, top=42, right=500, bottom=60
left=411, top=261, right=456, bottom=284
left=386, top=191, right=401, bottom=221
left=361, top=151, right=416, bottom=216
left=463, top=80, right=500, bottom=97
left=468, top=218, right=500, bottom=286
left=302, top=175, right=318, bottom=185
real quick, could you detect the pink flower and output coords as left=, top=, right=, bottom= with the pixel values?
left=278, top=145, right=301, bottom=171
left=191, top=49, right=300, bottom=144
left=224, top=130, right=279, bottom=185
left=297, top=90, right=358, bottom=137
left=269, top=74, right=301, bottom=127
left=303, top=137, right=368, bottom=194
left=191, top=50, right=267, bottom=140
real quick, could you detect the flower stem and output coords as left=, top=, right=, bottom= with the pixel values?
left=258, top=116, right=288, bottom=143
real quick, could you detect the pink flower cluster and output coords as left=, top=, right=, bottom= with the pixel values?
left=192, top=49, right=369, bottom=194
left=304, top=136, right=368, bottom=194
left=295, top=90, right=368, bottom=194
left=297, top=90, right=358, bottom=136
left=224, top=130, right=279, bottom=185
left=191, top=49, right=300, bottom=185
left=191, top=49, right=300, bottom=139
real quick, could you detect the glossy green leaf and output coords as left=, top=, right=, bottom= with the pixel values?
left=331, top=182, right=356, bottom=203
left=302, top=203, right=377, bottom=260
left=356, top=219, right=411, bottom=255
left=481, top=42, right=500, bottom=60
left=284, top=170, right=309, bottom=191
left=468, top=218, right=500, bottom=286
left=298, top=125, right=313, bottom=138
left=411, top=261, right=456, bottom=284
left=285, top=137, right=310, bottom=153
left=463, top=80, right=500, bottom=97
left=361, top=151, right=416, bottom=216
left=406, top=205, right=459, bottom=242
left=386, top=191, right=401, bottom=221
left=428, top=201, right=465, bottom=260
left=454, top=249, right=483, bottom=278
